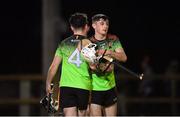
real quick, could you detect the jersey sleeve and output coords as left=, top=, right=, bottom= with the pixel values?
left=112, top=38, right=123, bottom=50
left=55, top=44, right=63, bottom=58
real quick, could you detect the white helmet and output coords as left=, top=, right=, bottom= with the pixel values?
left=81, top=43, right=98, bottom=63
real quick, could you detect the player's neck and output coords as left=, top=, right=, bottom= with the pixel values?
left=94, top=33, right=106, bottom=41
left=74, top=30, right=86, bottom=37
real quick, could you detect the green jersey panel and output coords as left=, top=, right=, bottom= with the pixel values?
left=112, top=39, right=123, bottom=50
left=55, top=35, right=92, bottom=90
left=92, top=71, right=116, bottom=91
left=92, top=38, right=123, bottom=91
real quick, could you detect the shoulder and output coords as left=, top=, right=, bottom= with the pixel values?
left=106, top=33, right=119, bottom=41
left=59, top=36, right=72, bottom=45
left=56, top=36, right=73, bottom=49
left=81, top=38, right=91, bottom=47
left=89, top=36, right=97, bottom=43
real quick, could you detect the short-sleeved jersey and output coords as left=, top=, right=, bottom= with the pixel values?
left=90, top=36, right=123, bottom=91
left=55, top=35, right=91, bottom=90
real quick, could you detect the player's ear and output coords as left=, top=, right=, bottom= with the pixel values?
left=92, top=23, right=96, bottom=29
left=85, top=24, right=90, bottom=32
left=70, top=26, right=74, bottom=31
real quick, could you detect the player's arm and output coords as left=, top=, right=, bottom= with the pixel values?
left=105, top=34, right=127, bottom=62
left=97, top=47, right=127, bottom=62
left=46, top=55, right=62, bottom=96
left=106, top=48, right=127, bottom=62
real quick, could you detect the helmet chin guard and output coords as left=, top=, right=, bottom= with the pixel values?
left=81, top=43, right=98, bottom=63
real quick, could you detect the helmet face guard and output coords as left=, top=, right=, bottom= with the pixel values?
left=81, top=43, right=114, bottom=75
left=40, top=94, right=58, bottom=114
left=40, top=84, right=58, bottom=114
left=81, top=43, right=98, bottom=63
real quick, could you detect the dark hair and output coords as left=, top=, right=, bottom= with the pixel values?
left=69, top=12, right=88, bottom=29
left=92, top=14, right=109, bottom=23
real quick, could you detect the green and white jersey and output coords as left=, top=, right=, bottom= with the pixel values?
left=55, top=35, right=91, bottom=90
left=91, top=37, right=123, bottom=91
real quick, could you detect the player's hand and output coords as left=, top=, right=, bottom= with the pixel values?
left=96, top=49, right=105, bottom=55
left=46, top=83, right=52, bottom=96
left=89, top=63, right=98, bottom=71
left=105, top=50, right=113, bottom=56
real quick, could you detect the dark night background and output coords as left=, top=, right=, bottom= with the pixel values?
left=1, top=0, right=180, bottom=74
left=0, top=0, right=180, bottom=115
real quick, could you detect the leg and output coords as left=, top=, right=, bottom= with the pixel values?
left=104, top=102, right=117, bottom=116
left=90, top=90, right=105, bottom=116
left=90, top=104, right=102, bottom=116
left=63, top=107, right=77, bottom=116
left=76, top=89, right=90, bottom=116
left=84, top=104, right=90, bottom=116
left=103, top=88, right=118, bottom=116
left=78, top=109, right=87, bottom=116
left=60, top=87, right=78, bottom=116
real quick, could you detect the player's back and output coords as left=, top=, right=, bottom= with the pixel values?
left=57, top=35, right=91, bottom=90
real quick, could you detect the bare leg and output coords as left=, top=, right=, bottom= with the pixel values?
left=84, top=104, right=90, bottom=116
left=104, top=103, right=117, bottom=116
left=90, top=104, right=102, bottom=116
left=78, top=109, right=87, bottom=116
left=63, top=107, right=77, bottom=116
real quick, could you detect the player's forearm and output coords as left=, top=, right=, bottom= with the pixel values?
left=46, top=56, right=62, bottom=85
left=46, top=68, right=56, bottom=85
left=111, top=51, right=127, bottom=62
left=46, top=68, right=56, bottom=95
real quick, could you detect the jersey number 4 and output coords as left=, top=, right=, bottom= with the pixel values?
left=68, top=48, right=82, bottom=67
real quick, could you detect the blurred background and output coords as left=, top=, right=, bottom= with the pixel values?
left=0, top=0, right=180, bottom=116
